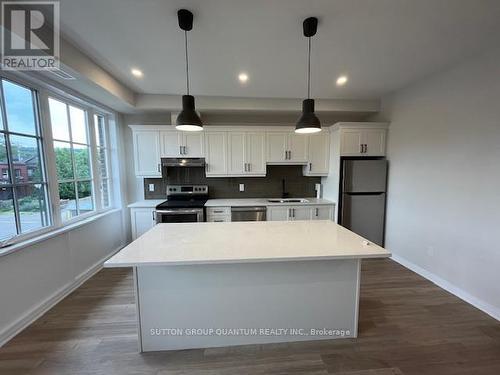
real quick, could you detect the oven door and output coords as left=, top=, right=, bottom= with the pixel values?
left=155, top=208, right=204, bottom=223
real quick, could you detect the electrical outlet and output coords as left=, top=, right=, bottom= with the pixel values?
left=148, top=184, right=155, bottom=192
left=239, top=184, right=245, bottom=192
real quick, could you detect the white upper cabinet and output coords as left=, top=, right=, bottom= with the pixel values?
left=267, top=132, right=289, bottom=163
left=336, top=123, right=388, bottom=156
left=161, top=130, right=204, bottom=157
left=304, top=132, right=330, bottom=176
left=205, top=132, right=227, bottom=176
left=267, top=132, right=308, bottom=163
left=288, top=133, right=308, bottom=163
left=361, top=129, right=386, bottom=156
left=133, top=130, right=161, bottom=177
left=245, top=132, right=266, bottom=175
left=227, top=132, right=246, bottom=174
left=227, top=132, right=266, bottom=176
left=340, top=129, right=364, bottom=155
left=130, top=125, right=335, bottom=178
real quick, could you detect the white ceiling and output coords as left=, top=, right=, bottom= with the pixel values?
left=58, top=0, right=500, bottom=100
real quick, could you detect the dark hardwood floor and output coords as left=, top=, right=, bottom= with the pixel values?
left=1, top=259, right=499, bottom=374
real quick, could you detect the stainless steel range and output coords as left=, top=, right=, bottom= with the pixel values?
left=155, top=185, right=208, bottom=223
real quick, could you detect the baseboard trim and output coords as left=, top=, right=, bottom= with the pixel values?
left=391, top=254, right=500, bottom=321
left=0, top=244, right=125, bottom=348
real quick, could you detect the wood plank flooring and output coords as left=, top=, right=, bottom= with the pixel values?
left=1, top=259, right=499, bottom=374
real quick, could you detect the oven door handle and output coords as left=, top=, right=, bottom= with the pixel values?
left=156, top=209, right=203, bottom=214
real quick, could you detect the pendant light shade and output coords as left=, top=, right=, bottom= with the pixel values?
left=295, top=17, right=321, bottom=134
left=176, top=9, right=203, bottom=131
left=176, top=95, right=203, bottom=131
left=295, top=99, right=321, bottom=133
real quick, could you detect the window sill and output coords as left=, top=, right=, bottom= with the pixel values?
left=0, top=208, right=123, bottom=258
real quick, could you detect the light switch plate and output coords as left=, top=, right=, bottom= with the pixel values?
left=148, top=184, right=155, bottom=192
left=239, top=184, right=245, bottom=192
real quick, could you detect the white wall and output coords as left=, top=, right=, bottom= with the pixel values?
left=379, top=47, right=500, bottom=319
left=0, top=210, right=126, bottom=346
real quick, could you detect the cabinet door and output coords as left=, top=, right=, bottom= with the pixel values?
left=246, top=132, right=266, bottom=174
left=267, top=206, right=291, bottom=221
left=306, top=133, right=330, bottom=175
left=184, top=132, right=204, bottom=157
left=311, top=206, right=334, bottom=220
left=205, top=132, right=227, bottom=176
left=267, top=133, right=288, bottom=162
left=288, top=133, right=308, bottom=162
left=340, top=130, right=363, bottom=156
left=133, top=131, right=161, bottom=176
left=227, top=132, right=246, bottom=174
left=291, top=206, right=312, bottom=220
left=161, top=131, right=181, bottom=157
left=362, top=129, right=386, bottom=156
left=131, top=208, right=155, bottom=240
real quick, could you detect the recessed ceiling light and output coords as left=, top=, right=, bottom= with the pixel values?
left=336, top=75, right=348, bottom=86
left=131, top=68, right=143, bottom=78
left=238, top=72, right=249, bottom=83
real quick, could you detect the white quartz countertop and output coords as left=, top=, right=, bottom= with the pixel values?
left=104, top=220, right=390, bottom=267
left=128, top=200, right=165, bottom=208
left=204, top=198, right=334, bottom=207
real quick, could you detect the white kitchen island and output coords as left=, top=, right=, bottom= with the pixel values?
left=104, top=220, right=390, bottom=352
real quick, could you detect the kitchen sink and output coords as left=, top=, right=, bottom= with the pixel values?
left=267, top=198, right=310, bottom=203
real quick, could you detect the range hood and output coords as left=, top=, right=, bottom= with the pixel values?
left=161, top=157, right=206, bottom=167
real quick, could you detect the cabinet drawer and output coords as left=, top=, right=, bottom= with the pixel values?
left=206, top=214, right=231, bottom=222
left=206, top=207, right=231, bottom=216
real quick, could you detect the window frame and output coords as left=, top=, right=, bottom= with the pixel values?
left=0, top=78, right=52, bottom=242
left=93, top=112, right=113, bottom=210
left=48, top=97, right=96, bottom=221
left=0, top=72, right=118, bottom=246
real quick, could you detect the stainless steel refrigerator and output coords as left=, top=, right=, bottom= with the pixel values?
left=339, top=158, right=388, bottom=246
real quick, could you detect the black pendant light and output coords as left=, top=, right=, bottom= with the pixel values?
left=295, top=17, right=321, bottom=134
left=176, top=9, right=203, bottom=131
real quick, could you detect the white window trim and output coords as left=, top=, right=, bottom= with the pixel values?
left=0, top=72, right=120, bottom=250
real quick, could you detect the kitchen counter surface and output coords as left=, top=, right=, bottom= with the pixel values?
left=127, top=199, right=165, bottom=208
left=104, top=220, right=389, bottom=267
left=204, top=198, right=334, bottom=207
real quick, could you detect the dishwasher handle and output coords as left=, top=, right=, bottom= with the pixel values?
left=231, top=206, right=267, bottom=212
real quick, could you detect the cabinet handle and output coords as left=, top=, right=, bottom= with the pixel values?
left=288, top=150, right=292, bottom=160
left=157, top=163, right=161, bottom=172
left=179, top=145, right=182, bottom=155
left=152, top=211, right=156, bottom=221
left=309, top=162, right=312, bottom=171
left=184, top=146, right=187, bottom=154
left=248, top=163, right=251, bottom=172
left=364, top=144, right=367, bottom=153
left=284, top=150, right=287, bottom=160
left=315, top=208, right=319, bottom=217
left=360, top=144, right=363, bottom=153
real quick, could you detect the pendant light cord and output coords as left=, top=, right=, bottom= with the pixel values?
left=184, top=30, right=190, bottom=95
left=307, top=37, right=311, bottom=99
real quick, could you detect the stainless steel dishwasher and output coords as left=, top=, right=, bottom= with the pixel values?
left=231, top=206, right=267, bottom=221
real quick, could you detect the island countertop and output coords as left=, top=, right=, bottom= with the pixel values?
left=104, top=220, right=390, bottom=267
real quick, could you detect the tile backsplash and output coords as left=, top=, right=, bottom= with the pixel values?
left=144, top=165, right=321, bottom=199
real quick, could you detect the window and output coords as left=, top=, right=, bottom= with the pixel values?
left=0, top=79, right=50, bottom=241
left=49, top=98, right=94, bottom=221
left=94, top=114, right=111, bottom=208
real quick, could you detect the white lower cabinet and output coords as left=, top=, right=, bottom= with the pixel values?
left=206, top=207, right=231, bottom=222
left=311, top=205, right=334, bottom=220
left=266, top=206, right=290, bottom=221
left=267, top=205, right=334, bottom=221
left=130, top=208, right=156, bottom=240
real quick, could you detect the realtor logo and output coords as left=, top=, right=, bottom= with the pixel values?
left=1, top=1, right=60, bottom=70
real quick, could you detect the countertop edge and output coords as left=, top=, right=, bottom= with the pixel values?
left=104, top=252, right=391, bottom=268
